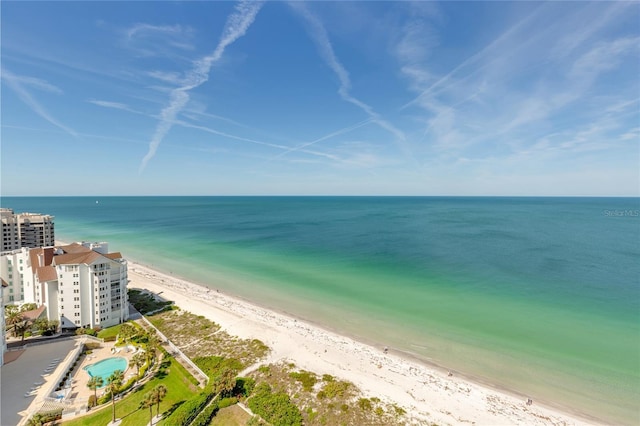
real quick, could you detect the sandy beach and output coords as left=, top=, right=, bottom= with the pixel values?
left=127, top=261, right=598, bottom=426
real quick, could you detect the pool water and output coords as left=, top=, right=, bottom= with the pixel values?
left=84, top=357, right=128, bottom=386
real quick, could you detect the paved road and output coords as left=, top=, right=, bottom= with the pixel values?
left=1, top=339, right=77, bottom=426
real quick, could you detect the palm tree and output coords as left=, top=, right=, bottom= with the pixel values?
left=87, top=376, right=104, bottom=402
left=15, top=319, right=31, bottom=342
left=145, top=333, right=159, bottom=366
left=131, top=352, right=146, bottom=377
left=34, top=318, right=49, bottom=335
left=107, top=369, right=124, bottom=423
left=152, top=384, right=167, bottom=417
left=6, top=308, right=24, bottom=337
left=215, top=368, right=237, bottom=397
left=118, top=322, right=136, bottom=343
left=139, top=392, right=156, bottom=425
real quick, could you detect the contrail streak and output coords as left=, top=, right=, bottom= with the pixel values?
left=139, top=0, right=263, bottom=173
left=2, top=69, right=77, bottom=137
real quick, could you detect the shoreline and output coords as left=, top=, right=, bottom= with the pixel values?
left=126, top=260, right=600, bottom=426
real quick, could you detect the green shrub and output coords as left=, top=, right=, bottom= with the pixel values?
left=289, top=370, right=317, bottom=392
left=357, top=398, right=372, bottom=411
left=321, top=380, right=350, bottom=398
left=247, top=383, right=303, bottom=426
left=217, top=397, right=238, bottom=409
left=190, top=402, right=219, bottom=426
left=98, top=392, right=112, bottom=405
left=234, top=377, right=255, bottom=397
left=163, top=391, right=213, bottom=426
left=194, top=356, right=243, bottom=379
left=88, top=395, right=97, bottom=408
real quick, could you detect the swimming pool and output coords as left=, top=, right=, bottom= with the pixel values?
left=84, top=357, right=128, bottom=385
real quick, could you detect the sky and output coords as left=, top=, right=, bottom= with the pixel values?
left=1, top=1, right=639, bottom=196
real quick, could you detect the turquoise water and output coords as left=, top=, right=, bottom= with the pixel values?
left=83, top=357, right=128, bottom=385
left=3, top=196, right=639, bottom=424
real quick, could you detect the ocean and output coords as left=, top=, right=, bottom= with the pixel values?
left=3, top=196, right=638, bottom=424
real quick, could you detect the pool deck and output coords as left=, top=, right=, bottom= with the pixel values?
left=1, top=338, right=78, bottom=426
left=73, top=342, right=138, bottom=402
left=2, top=338, right=139, bottom=425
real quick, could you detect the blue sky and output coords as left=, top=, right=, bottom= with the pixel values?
left=1, top=1, right=638, bottom=196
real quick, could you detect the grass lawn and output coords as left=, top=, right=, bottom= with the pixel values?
left=63, top=357, right=198, bottom=426
left=209, top=405, right=251, bottom=426
left=96, top=324, right=123, bottom=341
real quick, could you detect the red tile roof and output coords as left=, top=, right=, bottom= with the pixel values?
left=21, top=305, right=47, bottom=321
left=35, top=265, right=57, bottom=282
left=53, top=251, right=102, bottom=266
left=29, top=247, right=55, bottom=268
left=56, top=243, right=91, bottom=254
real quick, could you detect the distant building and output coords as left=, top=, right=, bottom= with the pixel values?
left=1, top=208, right=55, bottom=251
left=1, top=278, right=7, bottom=365
left=0, top=242, right=128, bottom=329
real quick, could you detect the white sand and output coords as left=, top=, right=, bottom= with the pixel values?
left=128, top=261, right=598, bottom=426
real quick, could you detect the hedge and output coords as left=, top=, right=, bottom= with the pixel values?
left=163, top=391, right=213, bottom=426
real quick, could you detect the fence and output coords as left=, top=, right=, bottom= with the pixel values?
left=138, top=315, right=209, bottom=387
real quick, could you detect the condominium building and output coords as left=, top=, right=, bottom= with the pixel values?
left=1, top=208, right=55, bottom=251
left=0, top=242, right=128, bottom=329
left=0, top=248, right=29, bottom=304
left=1, top=278, right=7, bottom=365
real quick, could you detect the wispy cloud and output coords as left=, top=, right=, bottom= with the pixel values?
left=139, top=0, right=264, bottom=173
left=126, top=23, right=184, bottom=40
left=289, top=2, right=407, bottom=149
left=1, top=69, right=77, bottom=137
left=396, top=1, right=638, bottom=163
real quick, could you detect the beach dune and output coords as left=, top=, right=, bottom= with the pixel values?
left=128, top=261, right=597, bottom=426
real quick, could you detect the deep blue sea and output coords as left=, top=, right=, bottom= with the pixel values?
left=3, top=196, right=639, bottom=424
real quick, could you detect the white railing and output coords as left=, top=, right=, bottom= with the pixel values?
left=138, top=315, right=209, bottom=386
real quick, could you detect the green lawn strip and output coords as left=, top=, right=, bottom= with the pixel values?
left=96, top=324, right=123, bottom=341
left=62, top=357, right=198, bottom=426
left=209, top=404, right=251, bottom=426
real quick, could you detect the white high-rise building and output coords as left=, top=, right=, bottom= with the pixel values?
left=0, top=242, right=128, bottom=329
left=0, top=248, right=30, bottom=304
left=1, top=278, right=7, bottom=365
left=1, top=209, right=55, bottom=251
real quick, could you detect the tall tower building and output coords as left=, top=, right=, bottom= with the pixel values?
left=1, top=209, right=55, bottom=251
